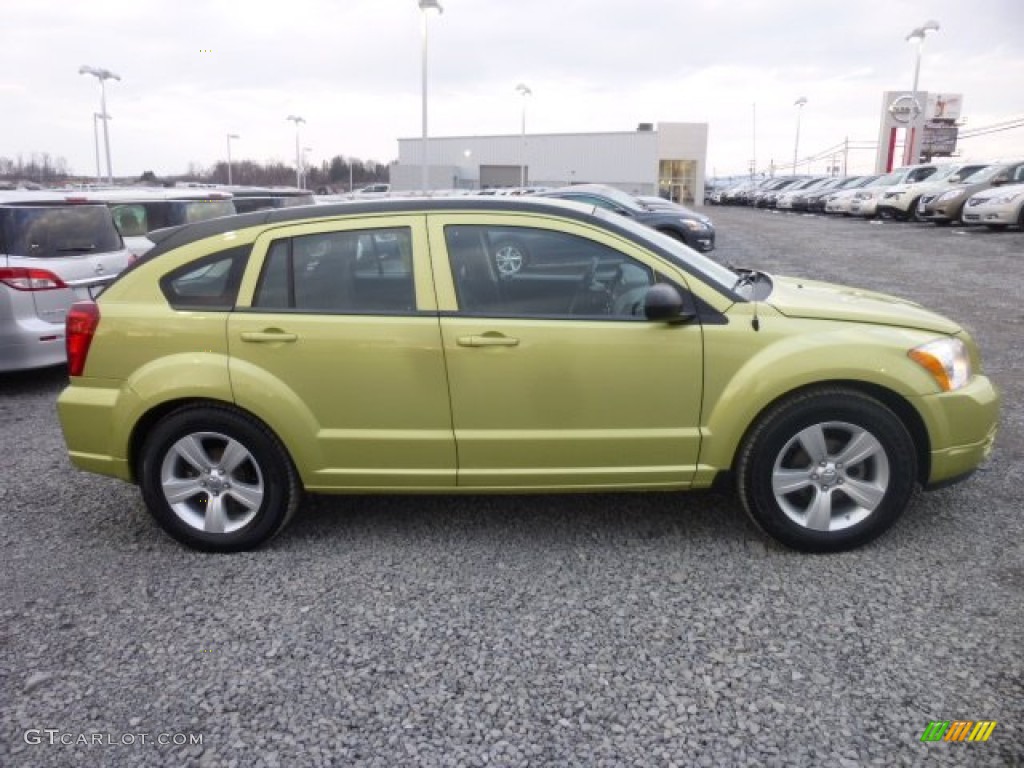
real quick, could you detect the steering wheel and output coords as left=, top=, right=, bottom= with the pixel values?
left=568, top=257, right=602, bottom=315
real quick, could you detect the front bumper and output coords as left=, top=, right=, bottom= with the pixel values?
left=917, top=374, right=1000, bottom=487
left=849, top=198, right=879, bottom=216
left=961, top=206, right=1017, bottom=226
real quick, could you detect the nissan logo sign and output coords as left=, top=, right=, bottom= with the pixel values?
left=888, top=95, right=922, bottom=124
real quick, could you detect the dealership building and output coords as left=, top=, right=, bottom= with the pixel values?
left=390, top=122, right=709, bottom=204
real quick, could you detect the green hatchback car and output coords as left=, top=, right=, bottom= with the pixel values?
left=57, top=198, right=999, bottom=553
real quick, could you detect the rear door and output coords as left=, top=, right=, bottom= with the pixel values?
left=228, top=214, right=456, bottom=490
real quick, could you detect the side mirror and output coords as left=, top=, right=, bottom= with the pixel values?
left=948, top=175, right=961, bottom=183
left=991, top=173, right=1010, bottom=186
left=644, top=283, right=696, bottom=324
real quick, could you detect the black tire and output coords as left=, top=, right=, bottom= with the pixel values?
left=985, top=224, right=1008, bottom=231
left=737, top=388, right=916, bottom=553
left=139, top=405, right=301, bottom=552
left=491, top=239, right=529, bottom=277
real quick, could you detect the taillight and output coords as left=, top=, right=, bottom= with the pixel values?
left=66, top=301, right=100, bottom=377
left=0, top=267, right=68, bottom=291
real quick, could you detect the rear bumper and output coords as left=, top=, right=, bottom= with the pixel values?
left=0, top=319, right=67, bottom=372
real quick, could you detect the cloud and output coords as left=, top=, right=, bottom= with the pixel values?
left=3, top=0, right=1022, bottom=177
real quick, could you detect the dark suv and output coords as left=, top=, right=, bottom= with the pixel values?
left=539, top=184, right=715, bottom=255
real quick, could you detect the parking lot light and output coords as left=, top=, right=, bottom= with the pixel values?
left=419, top=0, right=444, bottom=193
left=286, top=115, right=306, bottom=188
left=79, top=65, right=120, bottom=184
left=226, top=134, right=239, bottom=185
left=904, top=20, right=940, bottom=165
left=92, top=112, right=110, bottom=183
left=792, top=97, right=808, bottom=176
left=516, top=83, right=532, bottom=187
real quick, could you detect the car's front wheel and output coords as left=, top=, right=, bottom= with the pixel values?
left=139, top=406, right=300, bottom=552
left=737, top=388, right=917, bottom=552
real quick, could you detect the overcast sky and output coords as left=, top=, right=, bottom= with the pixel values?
left=3, top=0, right=1022, bottom=180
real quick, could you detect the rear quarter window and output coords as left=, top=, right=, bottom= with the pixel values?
left=159, top=245, right=250, bottom=310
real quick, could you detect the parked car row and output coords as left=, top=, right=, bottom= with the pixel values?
left=1, top=185, right=315, bottom=372
left=709, top=160, right=1024, bottom=230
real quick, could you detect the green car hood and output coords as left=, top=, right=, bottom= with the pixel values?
left=766, top=275, right=961, bottom=334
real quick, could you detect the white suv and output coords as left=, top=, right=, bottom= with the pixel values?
left=1, top=191, right=132, bottom=372
left=874, top=164, right=952, bottom=220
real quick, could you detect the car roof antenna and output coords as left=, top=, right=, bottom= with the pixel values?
left=752, top=299, right=761, bottom=331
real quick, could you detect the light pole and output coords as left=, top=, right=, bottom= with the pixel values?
left=79, top=65, right=120, bottom=183
left=515, top=83, right=532, bottom=187
left=226, top=133, right=239, bottom=185
left=92, top=112, right=109, bottom=183
left=303, top=147, right=313, bottom=189
left=792, top=96, right=808, bottom=176
left=286, top=115, right=305, bottom=188
left=418, top=0, right=443, bottom=193
left=904, top=20, right=940, bottom=165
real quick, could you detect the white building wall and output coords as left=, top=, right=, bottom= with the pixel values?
left=395, top=131, right=660, bottom=192
left=392, top=123, right=707, bottom=200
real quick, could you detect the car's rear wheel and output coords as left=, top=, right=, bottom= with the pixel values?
left=139, top=406, right=300, bottom=552
left=737, top=388, right=916, bottom=552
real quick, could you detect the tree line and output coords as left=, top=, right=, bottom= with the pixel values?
left=1, top=154, right=389, bottom=192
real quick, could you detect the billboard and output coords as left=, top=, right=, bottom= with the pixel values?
left=921, top=123, right=959, bottom=157
left=926, top=93, right=963, bottom=121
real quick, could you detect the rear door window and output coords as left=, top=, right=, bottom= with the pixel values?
left=253, top=227, right=415, bottom=313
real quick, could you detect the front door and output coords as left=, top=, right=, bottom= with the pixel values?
left=428, top=215, right=704, bottom=489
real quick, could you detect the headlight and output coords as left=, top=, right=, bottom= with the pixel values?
left=994, top=191, right=1024, bottom=204
left=909, top=338, right=971, bottom=391
left=679, top=219, right=706, bottom=231
left=937, top=190, right=963, bottom=202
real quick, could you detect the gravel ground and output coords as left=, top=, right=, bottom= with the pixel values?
left=2, top=207, right=1022, bottom=767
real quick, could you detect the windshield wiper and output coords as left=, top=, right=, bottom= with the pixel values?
left=57, top=245, right=98, bottom=253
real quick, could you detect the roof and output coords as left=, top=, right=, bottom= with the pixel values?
left=55, top=187, right=234, bottom=202
left=0, top=190, right=111, bottom=205
left=143, top=196, right=599, bottom=258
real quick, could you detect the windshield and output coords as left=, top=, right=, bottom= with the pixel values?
left=1, top=204, right=122, bottom=258
left=927, top=165, right=975, bottom=184
left=585, top=186, right=644, bottom=212
left=592, top=207, right=739, bottom=295
left=956, top=165, right=997, bottom=183
left=847, top=175, right=879, bottom=188
left=869, top=172, right=902, bottom=188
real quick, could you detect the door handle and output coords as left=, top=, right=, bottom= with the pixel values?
left=456, top=334, right=520, bottom=347
left=240, top=330, right=298, bottom=343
